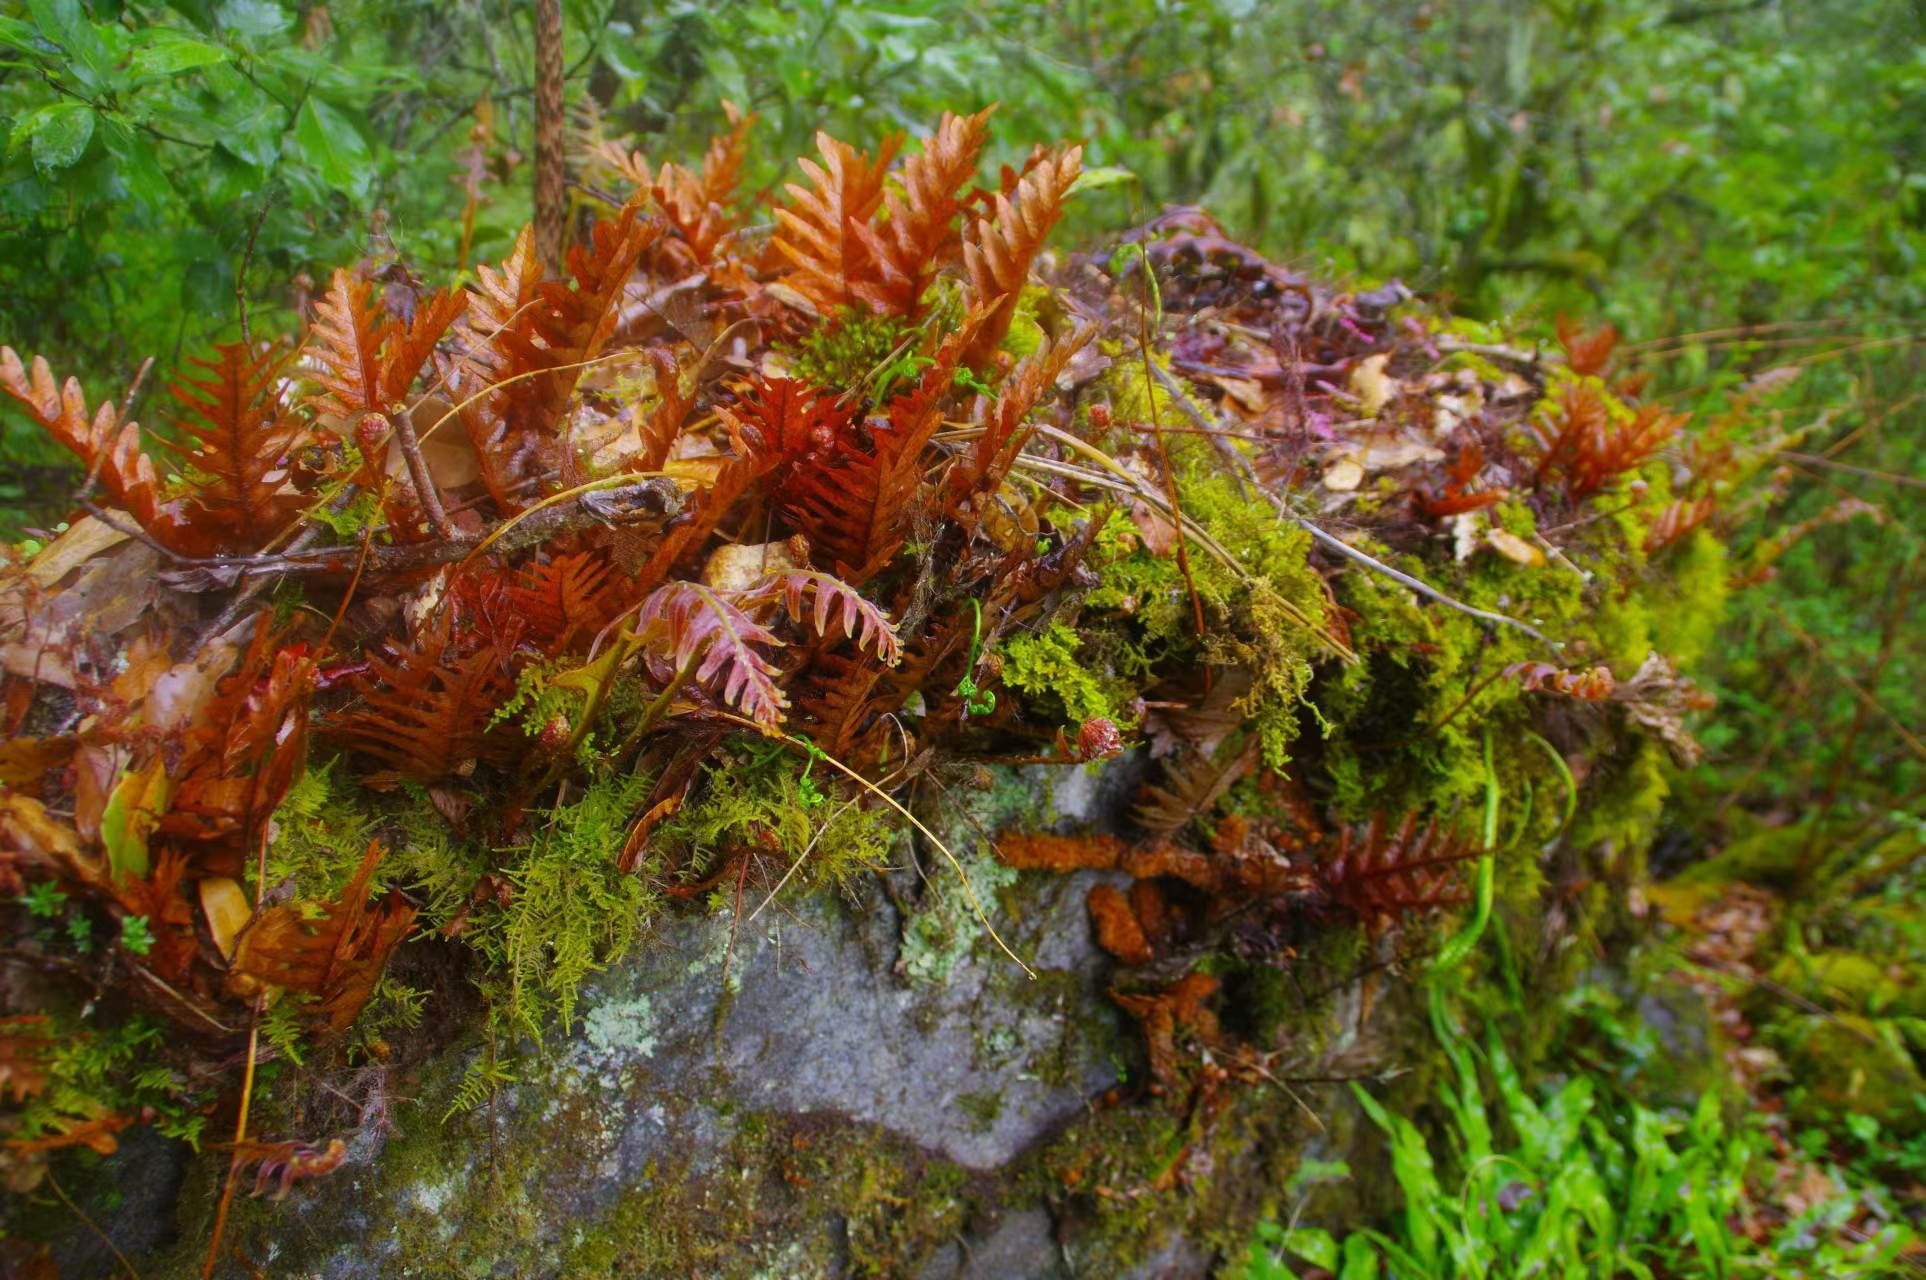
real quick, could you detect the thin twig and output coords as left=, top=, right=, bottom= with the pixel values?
left=1276, top=497, right=1564, bottom=656
left=47, top=1169, right=143, bottom=1279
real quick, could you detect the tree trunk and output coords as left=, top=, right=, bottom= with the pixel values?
left=533, top=0, right=566, bottom=275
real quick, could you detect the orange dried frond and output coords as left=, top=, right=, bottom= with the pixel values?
left=305, top=269, right=464, bottom=465
left=4, top=1111, right=132, bottom=1156
left=305, top=270, right=386, bottom=421
left=0, top=345, right=174, bottom=543
left=631, top=347, right=696, bottom=472
left=649, top=103, right=756, bottom=266
left=447, top=225, right=548, bottom=502
left=332, top=607, right=518, bottom=783
left=535, top=204, right=663, bottom=413
left=448, top=209, right=660, bottom=502
left=953, top=327, right=1090, bottom=528
left=110, top=848, right=199, bottom=984
left=770, top=130, right=903, bottom=313
left=694, top=101, right=754, bottom=211
left=1555, top=315, right=1619, bottom=376
left=960, top=143, right=1082, bottom=365
left=592, top=138, right=656, bottom=193
left=1505, top=661, right=1616, bottom=700
left=381, top=287, right=467, bottom=412
left=850, top=106, right=994, bottom=316
left=161, top=342, right=309, bottom=550
left=995, top=831, right=1126, bottom=872
left=229, top=838, right=417, bottom=1034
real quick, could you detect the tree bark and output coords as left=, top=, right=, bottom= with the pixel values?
left=533, top=0, right=566, bottom=275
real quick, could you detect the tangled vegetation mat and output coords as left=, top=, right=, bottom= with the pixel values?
left=0, top=110, right=1850, bottom=1275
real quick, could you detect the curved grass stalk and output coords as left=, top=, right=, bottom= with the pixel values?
left=1430, top=730, right=1500, bottom=978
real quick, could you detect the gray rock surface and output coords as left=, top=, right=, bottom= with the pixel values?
left=108, top=760, right=1405, bottom=1278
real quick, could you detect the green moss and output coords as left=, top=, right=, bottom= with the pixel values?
left=1651, top=528, right=1729, bottom=667
left=898, top=850, right=1019, bottom=984
left=480, top=773, right=661, bottom=1040
left=959, top=1088, right=1005, bottom=1130
left=657, top=748, right=898, bottom=897
left=1001, top=618, right=1128, bottom=726
left=786, top=309, right=915, bottom=392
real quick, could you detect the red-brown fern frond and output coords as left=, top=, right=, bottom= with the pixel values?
left=159, top=343, right=309, bottom=550
left=1555, top=316, right=1619, bottom=377
left=850, top=107, right=994, bottom=316
left=770, top=131, right=903, bottom=313
left=629, top=454, right=760, bottom=591
left=740, top=569, right=901, bottom=664
left=633, top=580, right=787, bottom=728
left=229, top=838, right=417, bottom=1035
left=960, top=143, right=1082, bottom=365
left=625, top=347, right=693, bottom=474
left=0, top=345, right=178, bottom=545
left=331, top=607, right=519, bottom=783
left=227, top=1137, right=348, bottom=1201
left=651, top=102, right=755, bottom=267
left=950, top=327, right=1089, bottom=533
left=790, top=649, right=888, bottom=761
left=0, top=1016, right=53, bottom=1103
left=305, top=270, right=386, bottom=422
left=445, top=210, right=660, bottom=504
left=530, top=204, right=663, bottom=423
left=308, top=269, right=463, bottom=420
left=1415, top=441, right=1506, bottom=519
left=1504, top=660, right=1615, bottom=700
left=1132, top=741, right=1258, bottom=841
left=304, top=270, right=463, bottom=503
left=508, top=550, right=622, bottom=653
left=1317, top=813, right=1477, bottom=938
left=109, top=848, right=199, bottom=986
left=1529, top=384, right=1686, bottom=501
left=774, top=323, right=981, bottom=582
left=446, top=226, right=546, bottom=506
left=380, top=287, right=467, bottom=411
left=1643, top=496, right=1718, bottom=553
left=158, top=619, right=316, bottom=873
left=723, top=375, right=858, bottom=476
left=777, top=382, right=942, bottom=583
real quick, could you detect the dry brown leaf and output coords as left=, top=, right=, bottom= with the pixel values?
left=1485, top=528, right=1544, bottom=566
